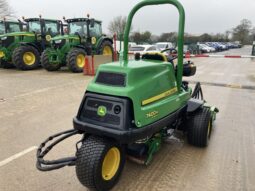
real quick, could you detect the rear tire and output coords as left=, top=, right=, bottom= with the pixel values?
left=98, top=40, right=113, bottom=58
left=76, top=136, right=125, bottom=191
left=66, top=48, right=86, bottom=73
left=41, top=51, right=61, bottom=71
left=0, top=59, right=15, bottom=69
left=187, top=107, right=212, bottom=147
left=12, top=46, right=40, bottom=70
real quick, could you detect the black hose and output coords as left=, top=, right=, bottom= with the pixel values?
left=36, top=129, right=81, bottom=171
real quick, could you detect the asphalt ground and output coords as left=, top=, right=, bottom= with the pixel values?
left=0, top=46, right=254, bottom=191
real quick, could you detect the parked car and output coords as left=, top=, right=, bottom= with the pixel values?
left=129, top=45, right=160, bottom=55
left=199, top=44, right=213, bottom=53
left=156, top=42, right=174, bottom=51
left=205, top=42, right=220, bottom=51
left=215, top=42, right=228, bottom=51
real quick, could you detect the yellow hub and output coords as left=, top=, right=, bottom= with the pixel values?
left=76, top=54, right=85, bottom=68
left=207, top=121, right=211, bottom=137
left=103, top=46, right=113, bottom=56
left=102, top=147, right=120, bottom=180
left=0, top=51, right=5, bottom=58
left=23, top=52, right=36, bottom=66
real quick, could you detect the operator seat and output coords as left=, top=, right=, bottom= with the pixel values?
left=141, top=52, right=167, bottom=62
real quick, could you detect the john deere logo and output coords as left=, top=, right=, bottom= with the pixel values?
left=97, top=106, right=107, bottom=117
left=46, top=35, right=51, bottom=41
left=91, top=37, right=97, bottom=44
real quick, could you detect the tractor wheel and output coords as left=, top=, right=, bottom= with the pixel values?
left=66, top=48, right=86, bottom=73
left=187, top=107, right=212, bottom=147
left=41, top=51, right=61, bottom=71
left=12, top=46, right=40, bottom=70
left=0, top=59, right=15, bottom=69
left=98, top=40, right=114, bottom=57
left=76, top=136, right=125, bottom=191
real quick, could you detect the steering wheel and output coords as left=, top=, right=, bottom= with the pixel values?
left=161, top=48, right=178, bottom=63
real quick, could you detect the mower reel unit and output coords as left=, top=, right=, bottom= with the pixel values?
left=36, top=0, right=219, bottom=190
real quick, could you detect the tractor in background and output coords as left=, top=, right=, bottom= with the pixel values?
left=0, top=19, right=24, bottom=67
left=41, top=16, right=113, bottom=73
left=0, top=16, right=64, bottom=69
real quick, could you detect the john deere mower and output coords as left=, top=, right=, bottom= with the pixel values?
left=0, top=16, right=64, bottom=69
left=41, top=16, right=113, bottom=73
left=36, top=0, right=218, bottom=190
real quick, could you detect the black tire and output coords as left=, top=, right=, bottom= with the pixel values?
left=76, top=136, right=125, bottom=191
left=66, top=48, right=86, bottom=73
left=187, top=107, right=212, bottom=147
left=98, top=40, right=114, bottom=58
left=41, top=50, right=61, bottom=71
left=0, top=59, right=15, bottom=69
left=12, top=46, right=40, bottom=70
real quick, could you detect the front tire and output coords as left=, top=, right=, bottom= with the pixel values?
left=76, top=136, right=125, bottom=191
left=66, top=48, right=86, bottom=73
left=41, top=50, right=61, bottom=71
left=187, top=107, right=212, bottom=147
left=12, top=46, right=40, bottom=70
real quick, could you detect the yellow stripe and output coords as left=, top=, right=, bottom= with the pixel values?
left=142, top=87, right=178, bottom=106
left=5, top=34, right=35, bottom=37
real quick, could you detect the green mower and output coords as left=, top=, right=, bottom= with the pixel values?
left=41, top=16, right=113, bottom=73
left=36, top=0, right=219, bottom=190
left=0, top=16, right=64, bottom=69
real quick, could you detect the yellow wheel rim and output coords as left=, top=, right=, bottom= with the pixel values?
left=0, top=51, right=5, bottom=58
left=207, top=121, right=211, bottom=137
left=103, top=46, right=113, bottom=56
left=76, top=54, right=85, bottom=68
left=102, top=147, right=120, bottom=181
left=23, top=52, right=36, bottom=66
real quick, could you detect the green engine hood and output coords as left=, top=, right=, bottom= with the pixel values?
left=51, top=34, right=79, bottom=41
left=87, top=60, right=190, bottom=127
left=0, top=31, right=35, bottom=38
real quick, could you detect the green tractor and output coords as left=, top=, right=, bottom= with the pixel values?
left=36, top=0, right=219, bottom=190
left=41, top=17, right=113, bottom=73
left=0, top=16, right=64, bottom=69
left=0, top=19, right=24, bottom=66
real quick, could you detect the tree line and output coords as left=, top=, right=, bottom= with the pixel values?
left=108, top=17, right=255, bottom=45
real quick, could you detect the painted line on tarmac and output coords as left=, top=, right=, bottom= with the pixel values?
left=188, top=81, right=255, bottom=90
left=0, top=146, right=38, bottom=167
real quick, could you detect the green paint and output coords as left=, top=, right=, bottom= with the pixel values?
left=145, top=133, right=162, bottom=165
left=122, top=0, right=185, bottom=92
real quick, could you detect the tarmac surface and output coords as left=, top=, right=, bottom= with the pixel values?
left=0, top=46, right=255, bottom=191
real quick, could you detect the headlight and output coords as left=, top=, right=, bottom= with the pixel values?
left=1, top=36, right=7, bottom=40
left=54, top=40, right=62, bottom=44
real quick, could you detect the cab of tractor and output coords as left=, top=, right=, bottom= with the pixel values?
left=36, top=0, right=218, bottom=191
left=41, top=17, right=113, bottom=73
left=0, top=19, right=24, bottom=34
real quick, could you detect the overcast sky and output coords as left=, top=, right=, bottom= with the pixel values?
left=8, top=0, right=255, bottom=35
